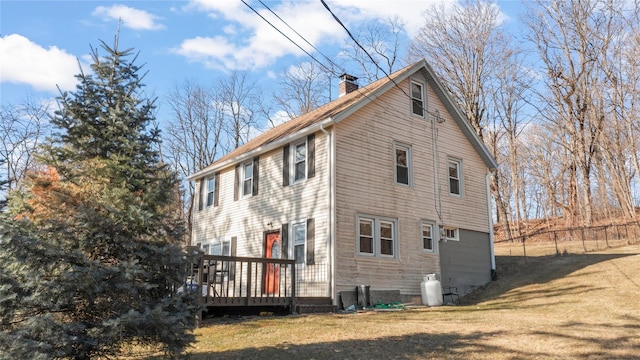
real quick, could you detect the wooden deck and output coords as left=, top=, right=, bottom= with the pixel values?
left=188, top=254, right=331, bottom=313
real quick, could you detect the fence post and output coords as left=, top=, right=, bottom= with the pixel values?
left=581, top=228, right=587, bottom=252
left=604, top=225, right=609, bottom=248
left=554, top=231, right=559, bottom=255
left=522, top=235, right=527, bottom=263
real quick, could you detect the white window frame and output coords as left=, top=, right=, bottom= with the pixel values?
left=421, top=220, right=437, bottom=253
left=444, top=227, right=459, bottom=241
left=411, top=81, right=425, bottom=117
left=393, top=142, right=412, bottom=187
left=448, top=157, right=463, bottom=196
left=201, top=238, right=231, bottom=255
left=291, top=139, right=307, bottom=184
left=240, top=160, right=254, bottom=199
left=290, top=220, right=307, bottom=265
left=356, top=214, right=398, bottom=259
left=206, top=176, right=215, bottom=207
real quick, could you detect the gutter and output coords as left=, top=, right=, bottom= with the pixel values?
left=188, top=117, right=336, bottom=181
left=319, top=123, right=335, bottom=302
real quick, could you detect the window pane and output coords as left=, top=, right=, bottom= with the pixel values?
left=244, top=163, right=253, bottom=179
left=412, top=100, right=423, bottom=116
left=449, top=161, right=460, bottom=194
left=206, top=178, right=215, bottom=206
left=423, top=226, right=432, bottom=238
left=359, top=219, right=372, bottom=236
left=294, top=143, right=306, bottom=181
left=243, top=179, right=252, bottom=196
left=294, top=244, right=304, bottom=264
left=222, top=241, right=230, bottom=256
left=295, top=143, right=306, bottom=162
left=359, top=219, right=374, bottom=254
left=397, top=166, right=408, bottom=185
left=293, top=224, right=305, bottom=244
left=449, top=163, right=458, bottom=178
left=212, top=243, right=221, bottom=255
left=396, top=149, right=407, bottom=166
left=359, top=237, right=373, bottom=253
left=450, top=178, right=459, bottom=195
left=380, top=221, right=394, bottom=256
left=295, top=162, right=306, bottom=181
left=202, top=244, right=209, bottom=254
left=381, top=239, right=393, bottom=255
left=411, top=83, right=424, bottom=116
left=380, top=222, right=392, bottom=239
left=411, top=83, right=422, bottom=98
left=423, top=237, right=433, bottom=250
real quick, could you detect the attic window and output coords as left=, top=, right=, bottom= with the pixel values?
left=411, top=81, right=424, bottom=117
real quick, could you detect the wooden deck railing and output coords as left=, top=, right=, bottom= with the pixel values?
left=189, top=255, right=297, bottom=309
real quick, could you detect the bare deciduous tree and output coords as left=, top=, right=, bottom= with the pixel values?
left=164, top=80, right=225, bottom=237
left=272, top=61, right=332, bottom=122
left=341, top=16, right=406, bottom=83
left=409, top=0, right=507, bottom=142
left=408, top=0, right=514, bottom=229
left=525, top=0, right=631, bottom=225
left=218, top=71, right=261, bottom=150
left=0, top=99, right=50, bottom=195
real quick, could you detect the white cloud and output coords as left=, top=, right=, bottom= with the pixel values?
left=92, top=4, right=165, bottom=30
left=329, top=0, right=447, bottom=35
left=0, top=34, right=82, bottom=93
left=175, top=0, right=494, bottom=72
left=175, top=0, right=343, bottom=71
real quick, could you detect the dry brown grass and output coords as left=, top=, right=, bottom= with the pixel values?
left=136, top=244, right=640, bottom=359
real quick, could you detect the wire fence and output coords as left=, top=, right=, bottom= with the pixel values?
left=494, top=221, right=640, bottom=260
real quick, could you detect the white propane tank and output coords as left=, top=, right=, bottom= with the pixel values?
left=421, top=274, right=443, bottom=306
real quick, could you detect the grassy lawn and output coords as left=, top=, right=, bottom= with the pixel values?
left=139, top=244, right=640, bottom=359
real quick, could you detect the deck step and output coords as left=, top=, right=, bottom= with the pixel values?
left=295, top=304, right=337, bottom=314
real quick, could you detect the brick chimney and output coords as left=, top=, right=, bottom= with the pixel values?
left=338, top=73, right=358, bottom=97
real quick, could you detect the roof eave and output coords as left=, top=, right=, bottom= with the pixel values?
left=419, top=64, right=498, bottom=171
left=188, top=117, right=335, bottom=181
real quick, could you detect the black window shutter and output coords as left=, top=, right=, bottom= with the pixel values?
left=283, top=145, right=290, bottom=186
left=281, top=224, right=289, bottom=259
left=231, top=236, right=237, bottom=256
left=306, top=218, right=315, bottom=265
left=234, top=165, right=239, bottom=201
left=213, top=172, right=220, bottom=206
left=198, top=178, right=204, bottom=211
left=252, top=157, right=259, bottom=196
left=307, top=134, right=315, bottom=179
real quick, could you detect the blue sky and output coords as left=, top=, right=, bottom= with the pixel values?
left=1, top=0, right=523, bottom=127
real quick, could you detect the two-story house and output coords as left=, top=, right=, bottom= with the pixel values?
left=189, top=59, right=497, bottom=310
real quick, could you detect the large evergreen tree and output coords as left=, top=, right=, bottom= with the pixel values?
left=0, top=35, right=196, bottom=359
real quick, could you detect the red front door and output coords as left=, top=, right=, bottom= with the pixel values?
left=264, top=232, right=280, bottom=294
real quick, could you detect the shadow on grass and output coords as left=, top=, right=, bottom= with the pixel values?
left=173, top=322, right=640, bottom=360
left=462, top=252, right=639, bottom=306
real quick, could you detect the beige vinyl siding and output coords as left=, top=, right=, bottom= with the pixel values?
left=333, top=76, right=491, bottom=295
left=192, top=131, right=330, bottom=268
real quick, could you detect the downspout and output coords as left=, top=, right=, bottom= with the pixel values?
left=320, top=124, right=335, bottom=302
left=486, top=171, right=496, bottom=277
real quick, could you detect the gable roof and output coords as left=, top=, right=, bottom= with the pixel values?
left=189, top=59, right=497, bottom=180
